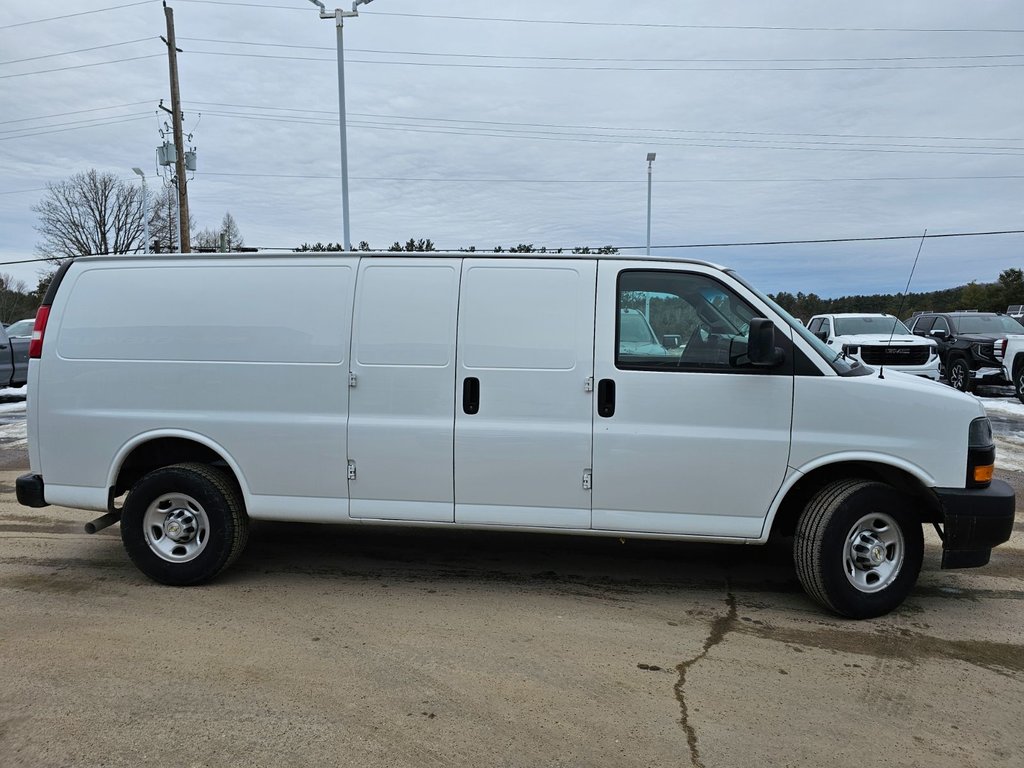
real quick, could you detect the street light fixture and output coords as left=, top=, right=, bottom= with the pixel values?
left=646, top=152, right=656, bottom=257
left=132, top=167, right=149, bottom=254
left=310, top=0, right=374, bottom=252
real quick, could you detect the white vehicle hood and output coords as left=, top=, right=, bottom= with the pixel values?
left=832, top=333, right=934, bottom=346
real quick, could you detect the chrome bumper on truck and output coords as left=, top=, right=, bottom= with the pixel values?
left=934, top=479, right=1015, bottom=568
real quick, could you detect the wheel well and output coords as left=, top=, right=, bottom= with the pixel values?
left=771, top=461, right=941, bottom=538
left=114, top=437, right=235, bottom=497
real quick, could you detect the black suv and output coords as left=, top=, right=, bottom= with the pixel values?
left=907, top=312, right=1024, bottom=391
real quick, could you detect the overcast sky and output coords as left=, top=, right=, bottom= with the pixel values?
left=1, top=0, right=1022, bottom=300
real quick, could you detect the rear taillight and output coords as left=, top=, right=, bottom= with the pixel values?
left=29, top=305, right=51, bottom=359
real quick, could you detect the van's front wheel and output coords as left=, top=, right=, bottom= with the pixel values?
left=121, top=463, right=248, bottom=585
left=795, top=480, right=923, bottom=619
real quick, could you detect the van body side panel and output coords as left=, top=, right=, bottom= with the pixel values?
left=37, top=261, right=354, bottom=505
left=591, top=261, right=794, bottom=537
left=454, top=260, right=597, bottom=528
left=348, top=259, right=460, bottom=522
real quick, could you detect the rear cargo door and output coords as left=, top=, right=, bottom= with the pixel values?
left=454, top=259, right=597, bottom=528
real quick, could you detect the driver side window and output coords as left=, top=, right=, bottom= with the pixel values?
left=616, top=270, right=759, bottom=371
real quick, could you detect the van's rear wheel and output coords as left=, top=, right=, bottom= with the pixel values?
left=794, top=479, right=923, bottom=619
left=121, top=463, right=248, bottom=585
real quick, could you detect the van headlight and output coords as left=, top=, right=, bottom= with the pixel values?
left=967, top=416, right=995, bottom=487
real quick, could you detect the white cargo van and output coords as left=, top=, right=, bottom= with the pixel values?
left=17, top=253, right=1015, bottom=618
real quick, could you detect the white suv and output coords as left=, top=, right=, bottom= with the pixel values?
left=807, top=313, right=940, bottom=379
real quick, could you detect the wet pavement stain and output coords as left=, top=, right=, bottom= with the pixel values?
left=673, top=587, right=738, bottom=768
left=6, top=574, right=96, bottom=595
left=741, top=623, right=1024, bottom=677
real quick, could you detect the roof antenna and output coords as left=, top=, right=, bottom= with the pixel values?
left=880, top=228, right=928, bottom=379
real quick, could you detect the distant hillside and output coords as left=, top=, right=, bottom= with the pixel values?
left=769, top=268, right=1023, bottom=321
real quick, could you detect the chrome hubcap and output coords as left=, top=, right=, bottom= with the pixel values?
left=143, top=493, right=210, bottom=563
left=844, top=513, right=904, bottom=593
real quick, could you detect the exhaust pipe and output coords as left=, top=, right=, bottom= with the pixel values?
left=84, top=512, right=121, bottom=534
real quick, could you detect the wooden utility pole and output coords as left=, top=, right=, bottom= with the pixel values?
left=163, top=2, right=190, bottom=253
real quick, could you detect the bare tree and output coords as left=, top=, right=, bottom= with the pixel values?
left=33, top=170, right=146, bottom=261
left=221, top=212, right=243, bottom=250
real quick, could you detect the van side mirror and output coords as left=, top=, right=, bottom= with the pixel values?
left=748, top=318, right=784, bottom=367
left=929, top=329, right=948, bottom=340
left=814, top=330, right=828, bottom=342
left=662, top=334, right=682, bottom=349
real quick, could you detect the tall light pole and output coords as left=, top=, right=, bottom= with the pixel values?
left=646, top=152, right=656, bottom=257
left=310, top=0, right=373, bottom=251
left=132, top=167, right=150, bottom=254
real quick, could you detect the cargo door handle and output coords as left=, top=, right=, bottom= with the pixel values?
left=597, top=378, right=616, bottom=418
left=463, top=377, right=480, bottom=415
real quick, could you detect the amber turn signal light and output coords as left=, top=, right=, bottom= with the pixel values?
left=973, top=464, right=994, bottom=484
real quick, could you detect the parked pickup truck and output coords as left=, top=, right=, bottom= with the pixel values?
left=0, top=323, right=29, bottom=389
left=997, top=335, right=1024, bottom=401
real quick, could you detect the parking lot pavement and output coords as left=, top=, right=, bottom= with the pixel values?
left=0, top=469, right=1021, bottom=768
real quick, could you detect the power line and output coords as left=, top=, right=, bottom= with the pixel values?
left=0, top=115, right=152, bottom=141
left=185, top=99, right=1024, bottom=144
left=188, top=49, right=1024, bottom=71
left=359, top=10, right=1024, bottom=35
left=178, top=36, right=1024, bottom=64
left=196, top=172, right=1024, bottom=184
left=5, top=228, right=1016, bottom=266
left=0, top=37, right=157, bottom=66
left=0, top=111, right=152, bottom=136
left=192, top=108, right=1024, bottom=156
left=0, top=1, right=157, bottom=31
left=620, top=229, right=1024, bottom=251
left=0, top=54, right=163, bottom=80
left=0, top=101, right=153, bottom=126
left=169, top=3, right=1024, bottom=34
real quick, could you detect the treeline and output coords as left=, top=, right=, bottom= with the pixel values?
left=770, top=268, right=1024, bottom=320
left=295, top=239, right=619, bottom=254
left=0, top=274, right=48, bottom=325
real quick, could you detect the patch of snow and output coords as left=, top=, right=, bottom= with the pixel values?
left=978, top=396, right=1024, bottom=418
left=0, top=386, right=27, bottom=397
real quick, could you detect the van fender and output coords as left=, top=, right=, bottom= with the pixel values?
left=106, top=429, right=252, bottom=504
left=757, top=452, right=937, bottom=542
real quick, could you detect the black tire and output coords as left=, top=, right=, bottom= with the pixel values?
left=121, top=462, right=248, bottom=586
left=947, top=357, right=972, bottom=392
left=1014, top=360, right=1024, bottom=404
left=794, top=479, right=923, bottom=619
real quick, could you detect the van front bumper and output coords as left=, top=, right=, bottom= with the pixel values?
left=934, top=479, right=1015, bottom=568
left=16, top=473, right=48, bottom=508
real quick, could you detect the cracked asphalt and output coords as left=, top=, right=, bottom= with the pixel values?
left=1, top=454, right=1022, bottom=767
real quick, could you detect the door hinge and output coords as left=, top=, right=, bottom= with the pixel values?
left=582, top=470, right=592, bottom=490
left=347, top=460, right=356, bottom=480
left=584, top=376, right=594, bottom=392
left=348, top=372, right=358, bottom=388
